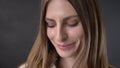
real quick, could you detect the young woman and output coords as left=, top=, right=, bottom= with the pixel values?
left=19, top=0, right=115, bottom=68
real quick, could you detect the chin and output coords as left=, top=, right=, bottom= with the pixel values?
left=56, top=49, right=77, bottom=58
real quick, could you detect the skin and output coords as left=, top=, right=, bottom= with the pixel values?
left=46, top=0, right=84, bottom=68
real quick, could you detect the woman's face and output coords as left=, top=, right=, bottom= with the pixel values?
left=46, top=0, right=84, bottom=58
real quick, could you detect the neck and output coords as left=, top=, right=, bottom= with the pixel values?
left=57, top=57, right=75, bottom=68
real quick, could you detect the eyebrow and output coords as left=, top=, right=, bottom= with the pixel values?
left=45, top=15, right=78, bottom=22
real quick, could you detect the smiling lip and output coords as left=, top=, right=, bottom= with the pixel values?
left=57, top=42, right=75, bottom=51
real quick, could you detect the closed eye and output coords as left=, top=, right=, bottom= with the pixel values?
left=65, top=19, right=80, bottom=27
left=45, top=18, right=56, bottom=28
left=46, top=21, right=56, bottom=28
left=67, top=21, right=79, bottom=27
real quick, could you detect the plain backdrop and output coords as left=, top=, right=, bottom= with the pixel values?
left=0, top=0, right=120, bottom=68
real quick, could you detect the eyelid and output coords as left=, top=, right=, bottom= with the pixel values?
left=46, top=21, right=56, bottom=28
left=65, top=19, right=79, bottom=27
left=67, top=22, right=79, bottom=27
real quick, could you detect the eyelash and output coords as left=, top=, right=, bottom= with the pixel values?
left=66, top=21, right=79, bottom=27
left=46, top=22, right=56, bottom=28
left=46, top=21, right=79, bottom=28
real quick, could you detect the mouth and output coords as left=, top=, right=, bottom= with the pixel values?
left=56, top=42, right=75, bottom=51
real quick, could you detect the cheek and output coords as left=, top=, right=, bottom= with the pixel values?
left=47, top=29, right=55, bottom=40
left=68, top=27, right=84, bottom=40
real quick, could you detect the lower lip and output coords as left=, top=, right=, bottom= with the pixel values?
left=57, top=43, right=75, bottom=51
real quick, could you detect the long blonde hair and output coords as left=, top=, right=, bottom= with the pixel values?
left=25, top=0, right=110, bottom=68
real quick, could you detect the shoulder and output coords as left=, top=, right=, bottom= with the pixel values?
left=51, top=64, right=56, bottom=68
left=109, top=65, right=116, bottom=68
left=18, top=63, right=56, bottom=68
left=18, top=64, right=26, bottom=68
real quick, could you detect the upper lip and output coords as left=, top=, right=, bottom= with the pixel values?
left=56, top=42, right=74, bottom=46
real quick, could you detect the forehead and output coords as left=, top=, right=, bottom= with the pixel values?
left=46, top=0, right=77, bottom=19
left=47, top=0, right=72, bottom=10
left=49, top=0, right=68, bottom=2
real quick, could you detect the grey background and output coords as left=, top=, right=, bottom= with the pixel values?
left=0, top=0, right=119, bottom=68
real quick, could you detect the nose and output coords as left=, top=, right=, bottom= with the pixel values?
left=56, top=25, right=68, bottom=42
